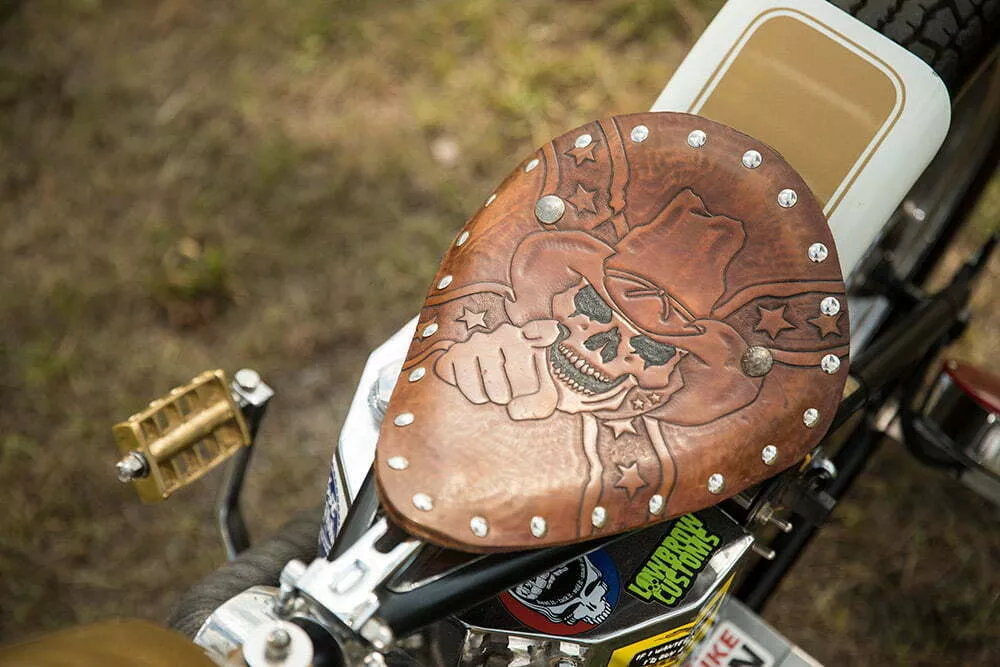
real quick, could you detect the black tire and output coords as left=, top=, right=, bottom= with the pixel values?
left=831, top=0, right=1000, bottom=91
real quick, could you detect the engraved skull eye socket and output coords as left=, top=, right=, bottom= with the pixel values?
left=584, top=327, right=622, bottom=363
left=629, top=335, right=676, bottom=369
left=572, top=285, right=613, bottom=324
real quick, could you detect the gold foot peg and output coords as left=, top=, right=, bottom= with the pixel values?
left=113, top=369, right=251, bottom=503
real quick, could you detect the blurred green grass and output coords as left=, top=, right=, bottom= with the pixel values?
left=0, top=0, right=997, bottom=664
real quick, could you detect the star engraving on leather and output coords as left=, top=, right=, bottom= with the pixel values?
left=567, top=184, right=598, bottom=214
left=566, top=141, right=598, bottom=166
left=807, top=312, right=841, bottom=338
left=604, top=418, right=637, bottom=438
left=754, top=304, right=795, bottom=339
left=648, top=393, right=661, bottom=404
left=631, top=398, right=646, bottom=410
left=456, top=307, right=488, bottom=331
left=614, top=461, right=648, bottom=499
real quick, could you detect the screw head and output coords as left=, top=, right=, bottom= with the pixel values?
left=535, top=195, right=566, bottom=225
left=456, top=231, right=469, bottom=247
left=591, top=506, right=608, bottom=528
left=630, top=125, right=649, bottom=143
left=777, top=189, right=798, bottom=208
left=234, top=368, right=261, bottom=391
left=470, top=516, right=489, bottom=537
left=394, top=412, right=414, bottom=427
left=742, top=150, right=762, bottom=169
left=387, top=456, right=409, bottom=470
left=524, top=158, right=540, bottom=172
left=574, top=133, right=593, bottom=148
left=761, top=445, right=778, bottom=465
left=529, top=516, right=547, bottom=537
left=741, top=346, right=774, bottom=377
left=421, top=322, right=439, bottom=338
left=808, top=242, right=829, bottom=263
left=821, top=354, right=841, bottom=374
left=649, top=494, right=664, bottom=515
left=265, top=627, right=292, bottom=661
left=115, top=451, right=149, bottom=483
left=408, top=367, right=425, bottom=382
left=707, top=473, right=726, bottom=494
left=437, top=275, right=453, bottom=289
left=412, top=493, right=434, bottom=511
left=803, top=408, right=820, bottom=428
left=820, top=296, right=841, bottom=316
left=687, top=129, right=707, bottom=148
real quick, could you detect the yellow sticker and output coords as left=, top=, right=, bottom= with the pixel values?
left=608, top=577, right=732, bottom=667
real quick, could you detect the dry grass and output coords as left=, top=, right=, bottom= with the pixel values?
left=0, top=1, right=997, bottom=664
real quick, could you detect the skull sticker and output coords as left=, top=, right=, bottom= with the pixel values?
left=499, top=549, right=621, bottom=636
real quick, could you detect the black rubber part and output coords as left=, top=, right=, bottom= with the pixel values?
left=167, top=508, right=322, bottom=639
left=831, top=0, right=1000, bottom=91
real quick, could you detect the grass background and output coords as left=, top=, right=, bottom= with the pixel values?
left=0, top=0, right=997, bottom=664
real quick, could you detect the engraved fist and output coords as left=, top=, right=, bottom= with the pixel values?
left=436, top=320, right=561, bottom=421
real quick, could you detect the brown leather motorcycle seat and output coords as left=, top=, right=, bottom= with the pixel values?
left=376, top=112, right=849, bottom=552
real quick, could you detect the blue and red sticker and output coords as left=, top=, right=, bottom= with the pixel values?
left=500, top=549, right=620, bottom=636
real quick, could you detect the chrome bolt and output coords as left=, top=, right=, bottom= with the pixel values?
left=234, top=368, right=261, bottom=391
left=820, top=296, right=841, bottom=316
left=470, top=516, right=489, bottom=537
left=630, top=125, right=649, bottom=143
left=393, top=412, right=414, bottom=427
left=387, top=456, right=409, bottom=470
left=591, top=506, right=608, bottom=528
left=535, top=195, right=566, bottom=225
left=803, top=408, right=820, bottom=428
left=707, top=473, right=725, bottom=494
left=649, top=494, right=665, bottom=515
left=777, top=188, right=798, bottom=208
left=412, top=493, right=433, bottom=511
left=761, top=444, right=778, bottom=465
left=808, top=242, right=829, bottom=263
left=265, top=628, right=292, bottom=662
left=115, top=451, right=149, bottom=483
left=821, top=354, right=841, bottom=374
left=741, top=150, right=762, bottom=169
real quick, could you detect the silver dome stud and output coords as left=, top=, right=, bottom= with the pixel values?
left=648, top=494, right=664, bottom=515
left=591, top=506, right=608, bottom=528
left=687, top=129, right=707, bottom=148
left=742, top=150, right=762, bottom=169
left=821, top=354, right=841, bottom=374
left=484, top=193, right=496, bottom=207
left=820, top=296, right=841, bottom=316
left=803, top=408, right=820, bottom=428
left=707, top=473, right=725, bottom=494
left=574, top=134, right=593, bottom=149
left=456, top=231, right=469, bottom=247
left=761, top=445, right=778, bottom=465
left=808, top=243, right=829, bottom=263
left=777, top=189, right=798, bottom=208
left=529, top=516, right=547, bottom=538
left=387, top=456, right=409, bottom=470
left=408, top=367, right=426, bottom=382
left=741, top=346, right=774, bottom=377
left=437, top=275, right=453, bottom=289
left=535, top=195, right=566, bottom=225
left=524, top=158, right=539, bottom=172
left=470, top=516, right=489, bottom=537
left=631, top=125, right=649, bottom=143
left=393, top=412, right=414, bottom=427
left=412, top=493, right=433, bottom=511
left=421, top=322, right=439, bottom=338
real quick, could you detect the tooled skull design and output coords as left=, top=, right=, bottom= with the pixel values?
left=509, top=555, right=612, bottom=626
left=435, top=189, right=756, bottom=424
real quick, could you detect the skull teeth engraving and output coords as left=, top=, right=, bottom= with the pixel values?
left=551, top=342, right=626, bottom=395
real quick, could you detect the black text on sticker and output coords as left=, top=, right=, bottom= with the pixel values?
left=691, top=621, right=774, bottom=667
